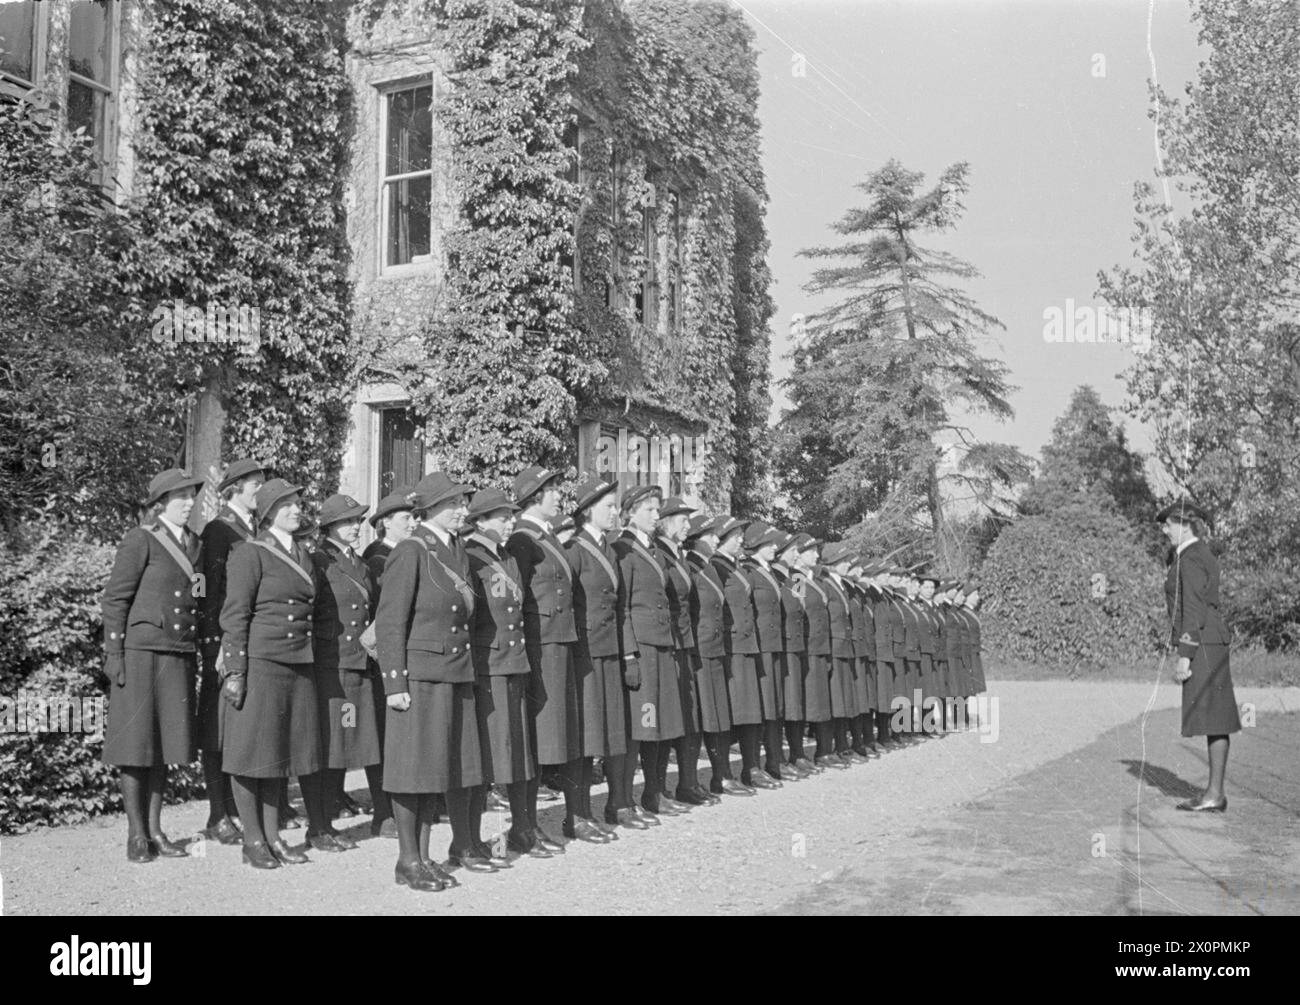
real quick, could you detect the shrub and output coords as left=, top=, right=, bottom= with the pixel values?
left=980, top=502, right=1166, bottom=673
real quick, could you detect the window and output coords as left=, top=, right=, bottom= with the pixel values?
left=665, top=189, right=682, bottom=334
left=561, top=119, right=582, bottom=292
left=67, top=0, right=118, bottom=182
left=381, top=82, right=433, bottom=270
left=378, top=406, right=424, bottom=499
left=0, top=1, right=37, bottom=88
left=606, top=148, right=619, bottom=309
left=635, top=180, right=657, bottom=327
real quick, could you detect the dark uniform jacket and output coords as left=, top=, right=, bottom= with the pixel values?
left=899, top=596, right=922, bottom=661
left=198, top=504, right=255, bottom=652
left=219, top=530, right=317, bottom=674
left=361, top=539, right=394, bottom=588
left=374, top=525, right=476, bottom=692
left=801, top=572, right=832, bottom=657
left=1165, top=540, right=1231, bottom=659
left=657, top=538, right=697, bottom=651
left=564, top=527, right=631, bottom=661
left=914, top=601, right=938, bottom=658
left=103, top=520, right=202, bottom=656
left=710, top=552, right=759, bottom=655
left=848, top=583, right=875, bottom=660
left=942, top=604, right=964, bottom=668
left=875, top=595, right=902, bottom=665
left=507, top=516, right=578, bottom=647
left=820, top=571, right=854, bottom=660
left=311, top=540, right=376, bottom=670
left=614, top=531, right=674, bottom=652
left=687, top=549, right=728, bottom=659
left=743, top=558, right=784, bottom=654
left=465, top=531, right=529, bottom=676
left=774, top=562, right=807, bottom=654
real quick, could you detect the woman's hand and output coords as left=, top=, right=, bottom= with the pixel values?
left=387, top=691, right=411, bottom=712
left=1173, top=656, right=1192, bottom=683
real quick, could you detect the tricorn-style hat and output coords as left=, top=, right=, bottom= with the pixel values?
left=318, top=493, right=368, bottom=529
left=413, top=471, right=473, bottom=512
left=370, top=486, right=419, bottom=527
left=1155, top=499, right=1212, bottom=527
left=255, top=478, right=302, bottom=524
left=572, top=473, right=618, bottom=514
left=659, top=495, right=697, bottom=519
left=145, top=467, right=205, bottom=507
left=468, top=487, right=519, bottom=520
left=218, top=458, right=268, bottom=493
left=621, top=483, right=663, bottom=515
left=513, top=465, right=563, bottom=507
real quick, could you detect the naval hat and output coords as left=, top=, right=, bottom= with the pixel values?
left=685, top=513, right=724, bottom=540
left=218, top=458, right=268, bottom=493
left=715, top=515, right=750, bottom=542
left=413, top=471, right=473, bottom=512
left=743, top=521, right=785, bottom=551
left=820, top=540, right=855, bottom=566
left=556, top=515, right=576, bottom=535
left=468, top=487, right=519, bottom=520
left=572, top=473, right=618, bottom=513
left=294, top=514, right=319, bottom=539
left=620, top=483, right=663, bottom=514
left=1155, top=499, right=1212, bottom=527
left=369, top=486, right=418, bottom=527
left=791, top=532, right=820, bottom=552
left=144, top=467, right=205, bottom=507
left=513, top=465, right=563, bottom=507
left=255, top=478, right=302, bottom=524
left=317, top=493, right=368, bottom=529
left=659, top=495, right=697, bottom=519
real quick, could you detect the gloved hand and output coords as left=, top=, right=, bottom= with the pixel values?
left=623, top=657, right=641, bottom=691
left=105, top=653, right=126, bottom=687
left=222, top=673, right=247, bottom=711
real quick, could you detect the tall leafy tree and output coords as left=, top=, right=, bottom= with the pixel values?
left=1099, top=0, right=1299, bottom=648
left=779, top=159, right=1030, bottom=568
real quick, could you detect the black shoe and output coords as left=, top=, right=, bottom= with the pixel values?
left=792, top=756, right=819, bottom=773
left=814, top=755, right=849, bottom=770
left=563, top=817, right=613, bottom=843
left=370, top=816, right=398, bottom=839
left=126, top=836, right=156, bottom=864
left=148, top=832, right=189, bottom=858
left=689, top=784, right=722, bottom=805
left=763, top=765, right=788, bottom=783
left=673, top=786, right=708, bottom=805
left=744, top=771, right=779, bottom=790
left=328, top=827, right=359, bottom=850
left=307, top=831, right=348, bottom=853
left=507, top=828, right=552, bottom=857
left=269, top=838, right=309, bottom=865
left=204, top=817, right=243, bottom=845
left=537, top=784, right=564, bottom=803
left=335, top=793, right=362, bottom=819
left=631, top=805, right=662, bottom=826
left=531, top=824, right=565, bottom=852
left=712, top=777, right=754, bottom=796
left=446, top=844, right=500, bottom=872
left=605, top=807, right=650, bottom=830
left=242, top=841, right=281, bottom=870
left=422, top=857, right=460, bottom=886
left=395, top=859, right=444, bottom=892
left=1176, top=796, right=1227, bottom=812
left=474, top=839, right=512, bottom=864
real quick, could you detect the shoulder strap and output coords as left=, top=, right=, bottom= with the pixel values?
left=408, top=535, right=476, bottom=611
left=250, top=539, right=316, bottom=591
left=574, top=534, right=619, bottom=587
left=147, top=525, right=195, bottom=579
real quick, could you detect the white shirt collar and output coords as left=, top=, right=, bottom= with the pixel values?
left=1176, top=536, right=1198, bottom=556
left=751, top=553, right=770, bottom=569
left=382, top=537, right=402, bottom=549
left=518, top=512, right=550, bottom=532
left=422, top=520, right=451, bottom=547
left=659, top=536, right=680, bottom=557
left=629, top=527, right=651, bottom=548
left=583, top=524, right=604, bottom=545
left=269, top=526, right=293, bottom=550
left=228, top=499, right=254, bottom=528
left=158, top=513, right=186, bottom=541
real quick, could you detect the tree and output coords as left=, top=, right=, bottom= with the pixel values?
left=778, top=159, right=1030, bottom=567
left=1099, top=0, right=1300, bottom=649
left=1020, top=385, right=1158, bottom=545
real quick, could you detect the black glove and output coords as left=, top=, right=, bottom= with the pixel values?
left=105, top=653, right=126, bottom=687
left=222, top=673, right=247, bottom=711
left=623, top=657, right=641, bottom=691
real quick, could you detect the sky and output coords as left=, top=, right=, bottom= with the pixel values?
left=735, top=0, right=1204, bottom=489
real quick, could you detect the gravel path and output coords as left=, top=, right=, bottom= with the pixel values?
left=5, top=680, right=1297, bottom=915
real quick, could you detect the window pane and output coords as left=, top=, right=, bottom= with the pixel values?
left=386, top=85, right=432, bottom=176
left=67, top=77, right=104, bottom=148
left=0, top=1, right=35, bottom=81
left=69, top=0, right=111, bottom=84
left=386, top=174, right=431, bottom=266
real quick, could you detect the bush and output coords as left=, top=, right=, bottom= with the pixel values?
left=0, top=525, right=203, bottom=834
left=980, top=503, right=1166, bottom=673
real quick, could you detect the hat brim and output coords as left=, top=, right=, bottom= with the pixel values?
left=146, top=475, right=205, bottom=507
left=573, top=480, right=617, bottom=514
left=517, top=471, right=563, bottom=506
left=257, top=483, right=303, bottom=523
left=321, top=503, right=369, bottom=528
left=218, top=468, right=267, bottom=492
left=419, top=484, right=473, bottom=511
left=469, top=501, right=520, bottom=520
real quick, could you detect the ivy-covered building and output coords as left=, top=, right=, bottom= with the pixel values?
left=1, top=0, right=774, bottom=537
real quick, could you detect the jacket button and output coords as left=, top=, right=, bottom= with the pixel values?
left=110, top=632, right=117, bottom=639
left=451, top=646, right=459, bottom=653
left=508, top=640, right=515, bottom=647
left=287, top=632, right=294, bottom=638
left=451, top=626, right=457, bottom=634
left=350, top=621, right=357, bottom=626
left=288, top=615, right=294, bottom=621
left=174, top=608, right=181, bottom=614
left=174, top=590, right=182, bottom=598
left=345, top=635, right=352, bottom=641
left=507, top=624, right=515, bottom=630
left=451, top=605, right=458, bottom=612
left=507, top=606, right=514, bottom=612
left=351, top=603, right=359, bottom=609
left=173, top=624, right=181, bottom=630
left=288, top=598, right=295, bottom=604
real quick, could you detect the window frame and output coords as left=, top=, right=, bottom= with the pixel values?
left=377, top=75, right=436, bottom=278
left=0, top=0, right=46, bottom=97
left=65, top=0, right=121, bottom=188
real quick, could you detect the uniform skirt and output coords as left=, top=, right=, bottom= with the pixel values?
left=575, top=650, right=627, bottom=758
left=674, top=649, right=700, bottom=736
left=315, top=663, right=383, bottom=770
left=222, top=658, right=319, bottom=778
left=829, top=656, right=858, bottom=718
left=196, top=645, right=223, bottom=752
left=1181, top=644, right=1241, bottom=737
left=783, top=651, right=807, bottom=721
left=527, top=640, right=581, bottom=765
left=103, top=649, right=197, bottom=768
left=971, top=652, right=986, bottom=694
left=475, top=673, right=535, bottom=785
left=919, top=654, right=940, bottom=699
left=627, top=642, right=686, bottom=742
left=904, top=657, right=922, bottom=697
left=384, top=678, right=482, bottom=793
left=854, top=656, right=874, bottom=714
left=724, top=652, right=763, bottom=726
left=755, top=651, right=782, bottom=721
left=695, top=654, right=733, bottom=733
left=874, top=657, right=895, bottom=710
left=803, top=652, right=833, bottom=723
